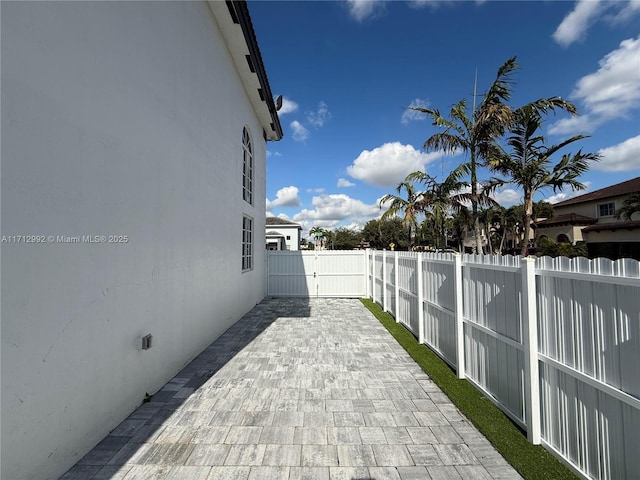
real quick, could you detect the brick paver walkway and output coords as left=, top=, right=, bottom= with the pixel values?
left=61, top=298, right=522, bottom=480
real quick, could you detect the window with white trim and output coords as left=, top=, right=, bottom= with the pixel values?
left=242, top=215, right=253, bottom=271
left=598, top=202, right=615, bottom=217
left=242, top=127, right=253, bottom=205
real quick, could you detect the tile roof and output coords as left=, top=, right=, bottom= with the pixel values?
left=265, top=217, right=301, bottom=227
left=582, top=220, right=640, bottom=232
left=553, top=177, right=640, bottom=207
left=535, top=213, right=597, bottom=228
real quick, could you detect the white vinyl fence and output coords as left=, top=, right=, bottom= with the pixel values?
left=265, top=249, right=639, bottom=479
left=368, top=250, right=640, bottom=480
left=267, top=250, right=367, bottom=297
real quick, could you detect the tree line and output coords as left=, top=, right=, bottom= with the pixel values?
left=380, top=57, right=599, bottom=256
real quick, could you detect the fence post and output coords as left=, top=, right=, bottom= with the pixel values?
left=521, top=257, right=541, bottom=444
left=394, top=251, right=400, bottom=321
left=417, top=253, right=424, bottom=343
left=372, top=251, right=377, bottom=304
left=382, top=250, right=387, bottom=312
left=365, top=249, right=371, bottom=299
left=453, top=253, right=465, bottom=379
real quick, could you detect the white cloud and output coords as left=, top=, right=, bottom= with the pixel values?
left=277, top=96, right=298, bottom=115
left=491, top=188, right=521, bottom=206
left=293, top=194, right=379, bottom=228
left=595, top=135, right=640, bottom=172
left=347, top=142, right=453, bottom=187
left=306, top=187, right=325, bottom=193
left=552, top=0, right=605, bottom=47
left=290, top=120, right=310, bottom=142
left=347, top=0, right=385, bottom=21
left=547, top=115, right=599, bottom=136
left=611, top=0, right=640, bottom=23
left=307, top=101, right=332, bottom=128
left=401, top=98, right=430, bottom=125
left=549, top=35, right=640, bottom=135
left=266, top=186, right=301, bottom=209
left=546, top=181, right=592, bottom=204
left=553, top=1, right=640, bottom=47
left=409, top=0, right=462, bottom=9
left=266, top=150, right=282, bottom=158
left=337, top=178, right=355, bottom=188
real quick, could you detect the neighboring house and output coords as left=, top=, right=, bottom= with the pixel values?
left=265, top=217, right=302, bottom=250
left=1, top=2, right=281, bottom=479
left=535, top=177, right=640, bottom=260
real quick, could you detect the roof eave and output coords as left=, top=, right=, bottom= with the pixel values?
left=208, top=0, right=283, bottom=141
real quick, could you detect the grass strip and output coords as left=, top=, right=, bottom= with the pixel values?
left=360, top=298, right=579, bottom=480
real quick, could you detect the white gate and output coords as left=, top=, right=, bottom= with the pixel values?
left=267, top=250, right=366, bottom=297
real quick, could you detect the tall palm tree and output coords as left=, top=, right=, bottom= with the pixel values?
left=410, top=57, right=578, bottom=254
left=615, top=192, right=640, bottom=220
left=490, top=105, right=599, bottom=253
left=379, top=176, right=424, bottom=247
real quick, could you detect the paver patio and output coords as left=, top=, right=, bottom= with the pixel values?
left=60, top=298, right=522, bottom=480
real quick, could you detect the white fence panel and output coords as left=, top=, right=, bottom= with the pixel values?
left=267, top=251, right=315, bottom=297
left=373, top=251, right=384, bottom=304
left=536, top=256, right=640, bottom=479
left=421, top=253, right=457, bottom=366
left=315, top=251, right=367, bottom=298
left=366, top=250, right=640, bottom=480
left=267, top=250, right=366, bottom=297
left=461, top=254, right=526, bottom=424
left=397, top=252, right=419, bottom=335
left=385, top=252, right=397, bottom=317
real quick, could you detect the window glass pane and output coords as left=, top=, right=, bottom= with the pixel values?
left=242, top=215, right=253, bottom=271
left=598, top=202, right=615, bottom=217
left=242, top=128, right=253, bottom=206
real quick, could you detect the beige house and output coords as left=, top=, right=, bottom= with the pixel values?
left=535, top=177, right=640, bottom=259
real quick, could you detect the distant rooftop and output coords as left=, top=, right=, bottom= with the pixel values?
left=266, top=217, right=301, bottom=227
left=553, top=177, right=640, bottom=207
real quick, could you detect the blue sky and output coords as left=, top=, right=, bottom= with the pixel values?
left=250, top=0, right=640, bottom=237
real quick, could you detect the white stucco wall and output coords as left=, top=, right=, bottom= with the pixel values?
left=1, top=3, right=267, bottom=479
left=266, top=226, right=302, bottom=251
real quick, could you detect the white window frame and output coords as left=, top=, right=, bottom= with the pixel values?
left=597, top=201, right=615, bottom=217
left=242, top=215, right=253, bottom=271
left=242, top=127, right=253, bottom=205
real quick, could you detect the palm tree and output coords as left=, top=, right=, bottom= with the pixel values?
left=450, top=207, right=472, bottom=252
left=490, top=105, right=599, bottom=253
left=410, top=57, right=578, bottom=254
left=379, top=176, right=425, bottom=247
left=309, top=226, right=323, bottom=249
left=615, top=192, right=640, bottom=220
left=478, top=207, right=500, bottom=254
left=495, top=205, right=521, bottom=252
left=322, top=229, right=335, bottom=250
left=406, top=164, right=476, bottom=249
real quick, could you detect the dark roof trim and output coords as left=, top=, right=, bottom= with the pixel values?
left=266, top=217, right=302, bottom=227
left=227, top=1, right=283, bottom=141
left=535, top=213, right=598, bottom=228
left=582, top=220, right=640, bottom=233
left=553, top=177, right=640, bottom=207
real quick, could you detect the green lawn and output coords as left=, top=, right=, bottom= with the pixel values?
left=360, top=298, right=579, bottom=480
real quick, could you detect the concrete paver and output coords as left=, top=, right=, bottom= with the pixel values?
left=60, top=298, right=522, bottom=480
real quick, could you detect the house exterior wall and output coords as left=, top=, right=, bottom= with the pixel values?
left=536, top=225, right=585, bottom=244
left=1, top=3, right=267, bottom=479
left=553, top=195, right=632, bottom=225
left=266, top=226, right=301, bottom=251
